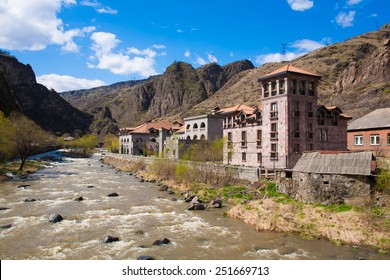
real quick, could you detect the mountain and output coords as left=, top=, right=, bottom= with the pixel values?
left=61, top=59, right=255, bottom=133
left=0, top=52, right=93, bottom=134
left=190, top=24, right=390, bottom=118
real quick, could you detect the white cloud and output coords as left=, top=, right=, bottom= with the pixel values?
left=88, top=32, right=162, bottom=77
left=0, top=0, right=93, bottom=52
left=208, top=53, right=218, bottom=63
left=336, top=11, right=356, bottom=27
left=177, top=29, right=184, bottom=33
left=37, top=74, right=105, bottom=92
left=196, top=56, right=207, bottom=65
left=80, top=0, right=118, bottom=15
left=287, top=0, right=314, bottom=12
left=291, top=39, right=325, bottom=52
left=184, top=50, right=191, bottom=58
left=152, top=44, right=166, bottom=49
left=347, top=0, right=362, bottom=5
left=255, top=39, right=324, bottom=65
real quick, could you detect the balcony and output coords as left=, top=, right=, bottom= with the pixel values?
left=270, top=111, right=278, bottom=120
left=256, top=140, right=262, bottom=148
left=241, top=141, right=247, bottom=148
left=264, top=91, right=269, bottom=98
left=270, top=132, right=278, bottom=140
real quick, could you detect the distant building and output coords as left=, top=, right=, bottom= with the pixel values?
left=347, top=108, right=390, bottom=157
left=221, top=64, right=351, bottom=169
left=119, top=121, right=182, bottom=156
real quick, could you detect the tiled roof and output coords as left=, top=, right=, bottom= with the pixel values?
left=217, top=104, right=256, bottom=115
left=293, top=151, right=375, bottom=176
left=348, top=108, right=390, bottom=131
left=259, top=64, right=321, bottom=80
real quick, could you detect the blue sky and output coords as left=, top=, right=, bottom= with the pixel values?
left=0, top=0, right=389, bottom=92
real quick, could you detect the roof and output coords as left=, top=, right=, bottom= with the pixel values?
left=348, top=108, right=390, bottom=131
left=293, top=151, right=375, bottom=176
left=259, top=64, right=321, bottom=80
left=216, top=104, right=256, bottom=115
left=120, top=122, right=181, bottom=134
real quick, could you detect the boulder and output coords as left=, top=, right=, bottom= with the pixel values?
left=184, top=194, right=196, bottom=203
left=74, top=196, right=84, bottom=201
left=191, top=196, right=202, bottom=204
left=49, top=213, right=63, bottom=223
left=153, top=238, right=171, bottom=246
left=24, top=198, right=37, bottom=202
left=1, top=224, right=12, bottom=229
left=0, top=207, right=10, bottom=211
left=187, top=203, right=205, bottom=211
left=208, top=198, right=223, bottom=208
left=17, top=184, right=30, bottom=189
left=159, top=185, right=168, bottom=191
left=102, top=235, right=120, bottom=243
left=139, top=179, right=145, bottom=183
left=87, top=185, right=95, bottom=188
left=167, top=190, right=175, bottom=195
left=137, top=256, right=155, bottom=260
left=107, top=193, right=119, bottom=197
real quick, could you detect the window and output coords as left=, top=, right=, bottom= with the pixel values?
left=270, top=123, right=278, bottom=139
left=388, top=133, right=390, bottom=145
left=186, top=124, right=191, bottom=130
left=227, top=132, right=232, bottom=148
left=307, top=102, right=313, bottom=117
left=256, top=130, right=262, bottom=147
left=264, top=84, right=269, bottom=98
left=241, top=131, right=247, bottom=148
left=293, top=100, right=300, bottom=117
left=370, top=134, right=380, bottom=145
left=293, top=143, right=300, bottom=153
left=308, top=82, right=315, bottom=96
left=200, top=122, right=206, bottom=128
left=299, top=80, right=305, bottom=95
left=307, top=123, right=313, bottom=139
left=332, top=112, right=339, bottom=126
left=270, top=102, right=278, bottom=119
left=307, top=143, right=313, bottom=151
left=354, top=135, right=363, bottom=146
left=291, top=79, right=297, bottom=94
left=256, top=111, right=262, bottom=124
left=271, top=81, right=277, bottom=96
left=257, top=153, right=262, bottom=163
left=318, top=110, right=326, bottom=125
left=200, top=135, right=206, bottom=140
left=193, top=123, right=198, bottom=129
left=319, top=130, right=328, bottom=142
left=271, top=144, right=278, bottom=160
left=279, top=80, right=285, bottom=94
left=293, top=122, right=300, bottom=138
left=242, top=152, right=246, bottom=162
left=193, top=135, right=198, bottom=140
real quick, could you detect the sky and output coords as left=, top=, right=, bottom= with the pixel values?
left=0, top=0, right=389, bottom=92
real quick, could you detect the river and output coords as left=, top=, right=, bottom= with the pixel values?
left=0, top=152, right=388, bottom=260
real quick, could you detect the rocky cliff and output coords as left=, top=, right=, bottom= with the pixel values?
left=0, top=52, right=93, bottom=134
left=62, top=59, right=254, bottom=133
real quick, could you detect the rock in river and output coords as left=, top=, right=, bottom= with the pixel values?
left=49, top=213, right=63, bottom=223
left=103, top=235, right=120, bottom=243
left=153, top=238, right=171, bottom=246
left=74, top=196, right=84, bottom=201
left=137, top=256, right=155, bottom=260
left=107, top=193, right=119, bottom=197
left=24, top=198, right=37, bottom=202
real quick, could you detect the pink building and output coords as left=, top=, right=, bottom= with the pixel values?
left=221, top=64, right=351, bottom=170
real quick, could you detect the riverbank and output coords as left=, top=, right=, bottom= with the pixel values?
left=102, top=155, right=390, bottom=252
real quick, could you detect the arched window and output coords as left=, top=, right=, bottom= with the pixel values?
left=186, top=136, right=191, bottom=140
left=200, top=134, right=206, bottom=140
left=240, top=114, right=246, bottom=122
left=200, top=122, right=206, bottom=128
left=193, top=135, right=198, bottom=140
left=193, top=123, right=198, bottom=129
left=186, top=124, right=191, bottom=130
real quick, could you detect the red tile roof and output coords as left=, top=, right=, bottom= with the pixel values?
left=120, top=122, right=181, bottom=134
left=260, top=64, right=321, bottom=80
left=217, top=104, right=256, bottom=115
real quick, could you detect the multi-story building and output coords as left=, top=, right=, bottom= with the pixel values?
left=221, top=64, right=351, bottom=169
left=181, top=114, right=223, bottom=141
left=347, top=108, right=390, bottom=157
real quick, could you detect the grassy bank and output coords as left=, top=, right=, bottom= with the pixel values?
left=103, top=155, right=390, bottom=251
left=0, top=160, right=46, bottom=180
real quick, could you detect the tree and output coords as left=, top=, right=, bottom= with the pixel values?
left=0, top=112, right=15, bottom=162
left=72, top=134, right=98, bottom=155
left=103, top=134, right=119, bottom=153
left=10, top=113, right=52, bottom=171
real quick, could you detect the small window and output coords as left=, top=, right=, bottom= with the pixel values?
left=354, top=135, right=363, bottom=146
left=370, top=134, right=380, bottom=145
left=387, top=133, right=390, bottom=145
left=186, top=124, right=191, bottom=130
left=257, top=153, right=262, bottom=163
left=241, top=131, right=247, bottom=148
left=242, top=152, right=246, bottom=162
left=193, top=123, right=198, bottom=129
left=293, top=143, right=300, bottom=153
left=200, top=122, right=206, bottom=128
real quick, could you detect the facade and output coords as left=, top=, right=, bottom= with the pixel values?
left=182, top=114, right=223, bottom=141
left=277, top=151, right=376, bottom=206
left=347, top=108, right=390, bottom=157
left=119, top=121, right=182, bottom=156
left=222, top=64, right=351, bottom=169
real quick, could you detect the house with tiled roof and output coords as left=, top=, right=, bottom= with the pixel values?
left=347, top=108, right=390, bottom=157
left=222, top=64, right=351, bottom=169
left=119, top=121, right=182, bottom=156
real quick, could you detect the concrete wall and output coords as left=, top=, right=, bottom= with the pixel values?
left=183, top=115, right=223, bottom=141
left=277, top=171, right=372, bottom=206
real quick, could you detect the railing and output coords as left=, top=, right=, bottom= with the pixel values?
left=270, top=132, right=278, bottom=140
left=270, top=111, right=278, bottom=119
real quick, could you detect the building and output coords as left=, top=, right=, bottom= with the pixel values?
left=181, top=113, right=223, bottom=141
left=277, top=151, right=376, bottom=206
left=119, top=121, right=182, bottom=156
left=222, top=64, right=351, bottom=169
left=347, top=108, right=390, bottom=157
